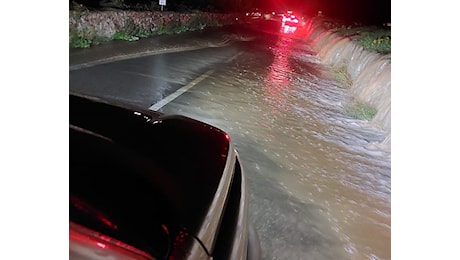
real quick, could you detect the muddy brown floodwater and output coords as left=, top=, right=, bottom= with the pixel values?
left=160, top=31, right=390, bottom=260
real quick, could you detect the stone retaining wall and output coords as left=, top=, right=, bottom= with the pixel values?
left=69, top=10, right=240, bottom=46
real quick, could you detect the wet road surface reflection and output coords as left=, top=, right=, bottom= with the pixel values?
left=160, top=32, right=390, bottom=260
left=70, top=46, right=239, bottom=107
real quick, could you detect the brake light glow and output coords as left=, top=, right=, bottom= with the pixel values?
left=96, top=242, right=107, bottom=249
left=70, top=222, right=155, bottom=259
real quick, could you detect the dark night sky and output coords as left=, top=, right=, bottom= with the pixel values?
left=253, top=0, right=391, bottom=25
left=73, top=0, right=390, bottom=25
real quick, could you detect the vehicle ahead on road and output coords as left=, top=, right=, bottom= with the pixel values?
left=69, top=93, right=261, bottom=259
left=282, top=11, right=301, bottom=27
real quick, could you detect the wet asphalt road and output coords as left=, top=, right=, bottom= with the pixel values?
left=69, top=21, right=286, bottom=108
left=70, top=44, right=240, bottom=108
left=70, top=21, right=390, bottom=260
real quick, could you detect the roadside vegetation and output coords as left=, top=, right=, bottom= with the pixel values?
left=337, top=26, right=390, bottom=54
left=331, top=65, right=353, bottom=88
left=321, top=19, right=391, bottom=55
left=318, top=18, right=389, bottom=121
left=330, top=65, right=377, bottom=120
left=345, top=101, right=377, bottom=120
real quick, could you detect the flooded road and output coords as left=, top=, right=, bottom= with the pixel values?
left=70, top=24, right=391, bottom=259
left=158, top=33, right=391, bottom=259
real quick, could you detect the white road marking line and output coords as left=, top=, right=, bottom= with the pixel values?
left=70, top=46, right=209, bottom=71
left=226, top=52, right=243, bottom=63
left=148, top=51, right=243, bottom=111
left=148, top=69, right=215, bottom=111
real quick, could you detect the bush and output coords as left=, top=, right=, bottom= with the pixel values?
left=331, top=65, right=352, bottom=88
left=112, top=31, right=139, bottom=41
left=69, top=27, right=93, bottom=48
left=324, top=22, right=391, bottom=54
left=356, top=34, right=390, bottom=53
left=70, top=34, right=92, bottom=48
left=346, top=101, right=377, bottom=120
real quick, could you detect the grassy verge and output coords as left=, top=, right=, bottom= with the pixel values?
left=318, top=18, right=387, bottom=121
left=331, top=65, right=353, bottom=88
left=321, top=20, right=391, bottom=54
left=330, top=66, right=377, bottom=120
left=346, top=101, right=377, bottom=120
left=337, top=26, right=390, bottom=54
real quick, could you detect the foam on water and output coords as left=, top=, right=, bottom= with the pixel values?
left=305, top=18, right=391, bottom=150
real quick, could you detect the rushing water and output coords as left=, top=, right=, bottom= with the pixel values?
left=305, top=18, right=391, bottom=140
left=159, top=28, right=391, bottom=260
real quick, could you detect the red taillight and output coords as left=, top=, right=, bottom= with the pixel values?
left=70, top=222, right=155, bottom=259
left=96, top=242, right=107, bottom=249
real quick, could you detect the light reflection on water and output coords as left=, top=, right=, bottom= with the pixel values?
left=161, top=34, right=390, bottom=260
left=263, top=36, right=293, bottom=117
left=277, top=35, right=390, bottom=259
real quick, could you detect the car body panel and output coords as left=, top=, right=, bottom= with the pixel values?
left=69, top=93, right=260, bottom=259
